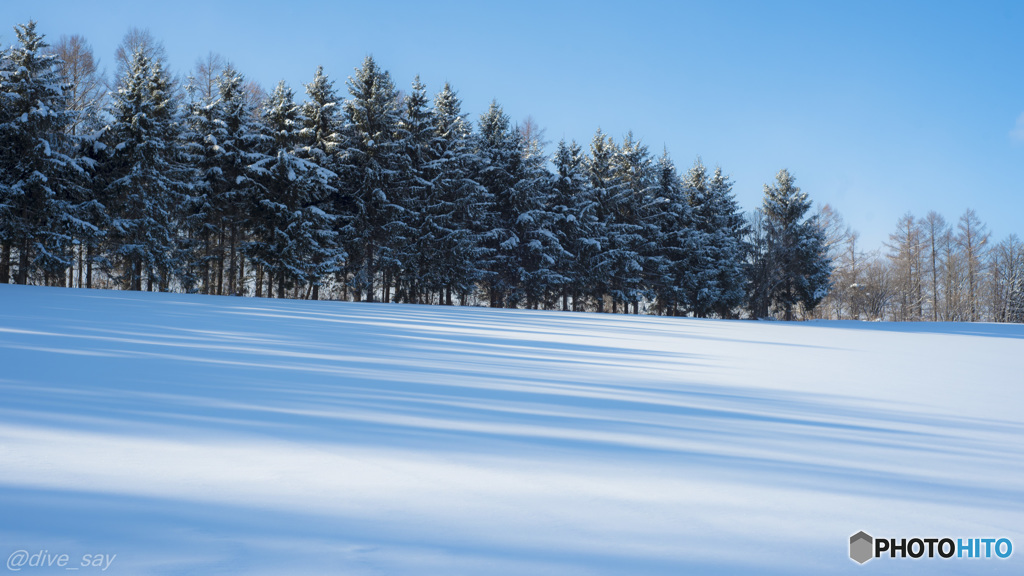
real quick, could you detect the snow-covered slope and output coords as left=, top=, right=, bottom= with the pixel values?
left=1, top=285, right=1021, bottom=574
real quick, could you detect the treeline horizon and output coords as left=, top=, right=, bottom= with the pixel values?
left=1, top=21, right=1021, bottom=323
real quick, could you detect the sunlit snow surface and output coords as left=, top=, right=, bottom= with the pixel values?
left=1, top=285, right=1021, bottom=575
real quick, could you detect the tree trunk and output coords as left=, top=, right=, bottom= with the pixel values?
left=228, top=223, right=238, bottom=296
left=365, top=245, right=375, bottom=302
left=15, top=239, right=31, bottom=284
left=255, top=264, right=263, bottom=298
left=312, top=283, right=319, bottom=301
left=202, top=232, right=211, bottom=295
left=237, top=251, right=245, bottom=296
left=86, top=244, right=94, bottom=289
left=77, top=241, right=84, bottom=288
left=0, top=241, right=10, bottom=284
left=132, top=260, right=141, bottom=291
left=66, top=238, right=74, bottom=288
left=217, top=225, right=225, bottom=295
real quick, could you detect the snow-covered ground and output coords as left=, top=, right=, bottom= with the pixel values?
left=0, top=284, right=1021, bottom=574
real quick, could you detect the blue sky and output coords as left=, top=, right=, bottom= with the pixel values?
left=3, top=0, right=1022, bottom=250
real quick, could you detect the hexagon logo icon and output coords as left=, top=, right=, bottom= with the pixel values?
left=850, top=531, right=873, bottom=564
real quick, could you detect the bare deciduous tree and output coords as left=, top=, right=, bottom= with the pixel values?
left=956, top=209, right=989, bottom=322
left=886, top=212, right=924, bottom=321
left=46, top=34, right=105, bottom=136
left=920, top=211, right=948, bottom=321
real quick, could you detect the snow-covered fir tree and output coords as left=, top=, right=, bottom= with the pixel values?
left=182, top=65, right=264, bottom=295
left=339, top=56, right=404, bottom=302
left=550, top=139, right=596, bottom=311
left=99, top=49, right=188, bottom=291
left=683, top=159, right=748, bottom=318
left=474, top=101, right=560, bottom=308
left=420, top=82, right=483, bottom=305
left=390, top=76, right=431, bottom=303
left=648, top=150, right=696, bottom=316
left=0, top=21, right=85, bottom=286
left=751, top=169, right=831, bottom=320
left=607, top=132, right=651, bottom=313
left=705, top=167, right=748, bottom=318
left=515, top=118, right=563, bottom=309
left=248, top=81, right=338, bottom=299
left=474, top=101, right=520, bottom=307
left=300, top=65, right=345, bottom=300
left=584, top=128, right=619, bottom=312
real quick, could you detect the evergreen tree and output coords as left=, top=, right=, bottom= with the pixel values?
left=585, top=128, right=619, bottom=311
left=421, top=82, right=483, bottom=305
left=608, top=132, right=650, bottom=313
left=474, top=101, right=520, bottom=307
left=99, top=50, right=188, bottom=291
left=182, top=65, right=263, bottom=295
left=249, top=81, right=338, bottom=298
left=685, top=159, right=748, bottom=317
left=706, top=167, right=749, bottom=318
left=0, top=21, right=84, bottom=285
left=300, top=65, right=345, bottom=300
left=474, top=101, right=559, bottom=308
left=752, top=169, right=831, bottom=320
left=515, top=118, right=562, bottom=308
left=550, top=139, right=595, bottom=311
left=648, top=151, right=695, bottom=315
left=391, top=76, right=431, bottom=303
left=339, top=56, right=403, bottom=302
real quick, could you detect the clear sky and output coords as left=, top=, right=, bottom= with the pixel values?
left=3, top=0, right=1022, bottom=251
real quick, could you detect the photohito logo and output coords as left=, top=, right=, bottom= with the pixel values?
left=849, top=531, right=1013, bottom=564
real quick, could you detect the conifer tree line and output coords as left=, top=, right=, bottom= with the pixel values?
left=11, top=20, right=1018, bottom=323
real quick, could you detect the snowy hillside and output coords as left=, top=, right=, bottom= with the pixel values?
left=0, top=284, right=1021, bottom=575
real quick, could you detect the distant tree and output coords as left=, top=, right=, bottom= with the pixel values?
left=808, top=205, right=850, bottom=319
left=859, top=255, right=893, bottom=321
left=189, top=52, right=228, bottom=104
left=939, top=224, right=967, bottom=321
left=112, top=27, right=169, bottom=87
left=920, top=211, right=949, bottom=321
left=988, top=235, right=1024, bottom=323
left=47, top=34, right=105, bottom=138
left=956, top=209, right=990, bottom=322
left=886, top=212, right=924, bottom=321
